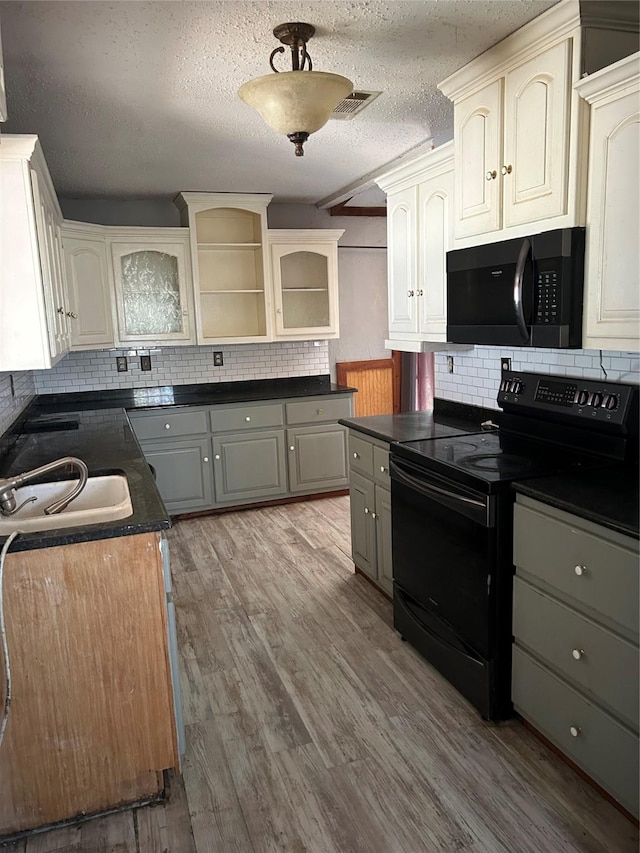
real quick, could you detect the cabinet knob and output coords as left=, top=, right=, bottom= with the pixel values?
left=364, top=507, right=370, bottom=514
left=289, top=445, right=295, bottom=451
left=485, top=170, right=497, bottom=181
left=214, top=454, right=221, bottom=460
left=380, top=466, right=388, bottom=473
left=353, top=452, right=360, bottom=459
left=572, top=649, right=585, bottom=660
left=407, top=290, right=415, bottom=297
left=371, top=511, right=377, bottom=520
left=203, top=456, right=209, bottom=463
left=165, top=424, right=171, bottom=430
left=574, top=565, right=587, bottom=576
left=417, top=289, right=424, bottom=297
left=316, top=408, right=323, bottom=415
left=501, top=164, right=513, bottom=176
left=569, top=726, right=581, bottom=738
left=245, top=416, right=251, bottom=422
left=57, top=306, right=65, bottom=314
left=66, top=311, right=79, bottom=319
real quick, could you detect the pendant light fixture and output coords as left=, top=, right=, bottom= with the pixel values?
left=238, top=23, right=353, bottom=157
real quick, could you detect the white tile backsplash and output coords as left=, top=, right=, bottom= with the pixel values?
left=33, top=341, right=330, bottom=395
left=0, top=371, right=37, bottom=435
left=435, top=346, right=640, bottom=409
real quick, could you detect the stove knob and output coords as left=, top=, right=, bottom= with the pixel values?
left=589, top=392, right=603, bottom=407
left=602, top=394, right=618, bottom=411
left=576, top=390, right=589, bottom=406
left=500, top=378, right=510, bottom=392
left=512, top=380, right=524, bottom=395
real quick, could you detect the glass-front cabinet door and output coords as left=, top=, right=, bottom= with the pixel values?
left=269, top=229, right=343, bottom=339
left=111, top=231, right=193, bottom=343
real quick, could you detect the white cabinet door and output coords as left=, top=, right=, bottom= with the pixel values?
left=387, top=185, right=418, bottom=334
left=269, top=231, right=342, bottom=340
left=63, top=229, right=115, bottom=348
left=0, top=17, right=7, bottom=122
left=454, top=80, right=502, bottom=238
left=503, top=40, right=571, bottom=229
left=111, top=238, right=193, bottom=344
left=578, top=55, right=640, bottom=351
left=418, top=168, right=453, bottom=340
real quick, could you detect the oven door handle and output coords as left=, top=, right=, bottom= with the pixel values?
left=390, top=458, right=493, bottom=526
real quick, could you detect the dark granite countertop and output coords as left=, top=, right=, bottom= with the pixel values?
left=0, top=408, right=170, bottom=552
left=33, top=375, right=355, bottom=415
left=338, top=399, right=499, bottom=443
left=513, top=465, right=639, bottom=539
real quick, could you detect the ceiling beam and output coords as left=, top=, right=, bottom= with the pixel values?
left=329, top=199, right=386, bottom=217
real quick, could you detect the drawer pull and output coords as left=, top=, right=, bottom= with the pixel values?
left=353, top=452, right=360, bottom=459
left=317, top=408, right=323, bottom=415
left=574, top=564, right=587, bottom=576
left=572, top=648, right=585, bottom=660
left=245, top=416, right=251, bottom=422
left=203, top=456, right=209, bottom=463
left=289, top=445, right=295, bottom=451
left=214, top=454, right=220, bottom=460
left=165, top=424, right=171, bottom=430
left=380, top=465, right=388, bottom=474
left=569, top=726, right=581, bottom=738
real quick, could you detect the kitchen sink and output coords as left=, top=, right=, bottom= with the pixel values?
left=0, top=474, right=133, bottom=534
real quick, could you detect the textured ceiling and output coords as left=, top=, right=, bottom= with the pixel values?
left=0, top=0, right=558, bottom=205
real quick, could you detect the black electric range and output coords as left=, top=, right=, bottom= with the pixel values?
left=389, top=371, right=638, bottom=720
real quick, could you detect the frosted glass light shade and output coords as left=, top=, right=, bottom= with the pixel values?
left=238, top=70, right=353, bottom=135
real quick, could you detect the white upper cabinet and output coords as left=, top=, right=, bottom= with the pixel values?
left=110, top=230, right=193, bottom=344
left=439, top=0, right=639, bottom=247
left=376, top=142, right=455, bottom=349
left=269, top=230, right=343, bottom=340
left=175, top=193, right=273, bottom=345
left=576, top=52, right=640, bottom=352
left=62, top=222, right=114, bottom=349
left=0, top=135, right=71, bottom=370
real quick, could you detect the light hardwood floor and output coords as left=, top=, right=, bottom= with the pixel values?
left=2, top=496, right=638, bottom=852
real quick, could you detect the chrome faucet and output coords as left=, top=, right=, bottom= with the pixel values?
left=0, top=457, right=89, bottom=516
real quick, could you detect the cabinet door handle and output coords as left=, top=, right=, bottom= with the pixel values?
left=569, top=726, right=581, bottom=738
left=316, top=408, right=323, bottom=415
left=485, top=170, right=497, bottom=181
left=501, top=164, right=513, bottom=176
left=214, top=454, right=221, bottom=460
left=572, top=649, right=585, bottom=660
left=574, top=565, right=587, bottom=576
left=289, top=445, right=295, bottom=451
left=203, top=456, right=209, bottom=463
left=245, top=416, right=251, bottom=422
left=66, top=311, right=79, bottom=319
left=165, top=424, right=171, bottom=430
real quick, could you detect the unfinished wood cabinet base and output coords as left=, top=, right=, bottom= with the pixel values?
left=0, top=533, right=178, bottom=837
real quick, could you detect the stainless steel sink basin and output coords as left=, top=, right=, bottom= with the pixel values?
left=0, top=475, right=133, bottom=534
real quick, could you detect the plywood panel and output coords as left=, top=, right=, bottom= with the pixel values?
left=337, top=356, right=400, bottom=417
left=0, top=532, right=178, bottom=835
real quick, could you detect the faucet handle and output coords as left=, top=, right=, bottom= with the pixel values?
left=1, top=494, right=37, bottom=516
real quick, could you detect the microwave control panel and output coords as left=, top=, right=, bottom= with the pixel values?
left=534, top=269, right=560, bottom=324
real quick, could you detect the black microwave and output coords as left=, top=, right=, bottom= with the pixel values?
left=446, top=227, right=585, bottom=348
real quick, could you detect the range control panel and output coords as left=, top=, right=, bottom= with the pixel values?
left=498, top=370, right=638, bottom=427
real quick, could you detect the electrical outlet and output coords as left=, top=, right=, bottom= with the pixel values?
left=447, top=356, right=454, bottom=374
left=140, top=355, right=152, bottom=371
left=213, top=351, right=224, bottom=367
left=116, top=356, right=128, bottom=372
left=501, top=357, right=511, bottom=373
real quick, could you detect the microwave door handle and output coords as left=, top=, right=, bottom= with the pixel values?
left=514, top=238, right=531, bottom=343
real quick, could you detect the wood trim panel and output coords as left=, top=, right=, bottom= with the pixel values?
left=0, top=533, right=178, bottom=835
left=329, top=199, right=387, bottom=217
left=337, top=356, right=401, bottom=416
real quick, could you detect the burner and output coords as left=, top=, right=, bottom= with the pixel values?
left=459, top=452, right=534, bottom=474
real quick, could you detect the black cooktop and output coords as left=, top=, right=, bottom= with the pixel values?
left=392, top=431, right=610, bottom=493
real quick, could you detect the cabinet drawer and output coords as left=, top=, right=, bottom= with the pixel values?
left=513, top=577, right=639, bottom=730
left=513, top=502, right=639, bottom=640
left=512, top=646, right=639, bottom=818
left=348, top=432, right=374, bottom=477
left=129, top=408, right=209, bottom=441
left=285, top=396, right=351, bottom=425
left=210, top=403, right=284, bottom=433
left=373, top=444, right=390, bottom=486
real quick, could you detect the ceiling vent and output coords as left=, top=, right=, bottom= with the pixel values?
left=331, top=90, right=381, bottom=120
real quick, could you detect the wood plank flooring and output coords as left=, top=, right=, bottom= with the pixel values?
left=2, top=496, right=638, bottom=853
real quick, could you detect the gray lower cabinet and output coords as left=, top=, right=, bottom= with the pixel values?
left=129, top=392, right=353, bottom=514
left=140, top=436, right=213, bottom=514
left=347, top=429, right=392, bottom=597
left=287, top=424, right=349, bottom=493
left=212, top=429, right=287, bottom=504
left=512, top=494, right=639, bottom=817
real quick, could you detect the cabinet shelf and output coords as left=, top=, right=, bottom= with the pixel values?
left=283, top=287, right=328, bottom=293
left=200, top=289, right=264, bottom=294
left=198, top=243, right=261, bottom=249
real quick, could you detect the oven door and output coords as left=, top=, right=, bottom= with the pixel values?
left=390, top=455, right=497, bottom=658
